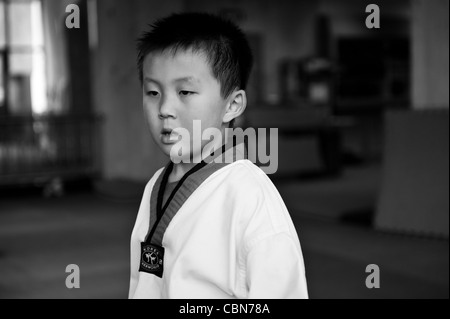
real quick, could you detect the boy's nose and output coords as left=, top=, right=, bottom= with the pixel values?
left=158, top=112, right=173, bottom=119
left=159, top=96, right=177, bottom=119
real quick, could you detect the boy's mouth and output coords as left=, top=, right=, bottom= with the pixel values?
left=161, top=128, right=180, bottom=144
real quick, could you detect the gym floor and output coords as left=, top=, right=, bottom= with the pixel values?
left=0, top=165, right=448, bottom=299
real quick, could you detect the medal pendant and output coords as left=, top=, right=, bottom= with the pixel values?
left=139, top=242, right=164, bottom=278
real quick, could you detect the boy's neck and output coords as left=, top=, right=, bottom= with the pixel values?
left=168, top=162, right=197, bottom=183
left=168, top=131, right=227, bottom=183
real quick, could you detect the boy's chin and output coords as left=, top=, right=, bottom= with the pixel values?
left=158, top=143, right=174, bottom=157
left=156, top=143, right=187, bottom=161
left=165, top=146, right=206, bottom=164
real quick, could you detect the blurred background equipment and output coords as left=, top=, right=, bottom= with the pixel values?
left=375, top=109, right=449, bottom=238
left=0, top=114, right=101, bottom=188
left=0, top=0, right=99, bottom=191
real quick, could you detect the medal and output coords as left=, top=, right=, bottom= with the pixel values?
left=139, top=242, right=164, bottom=278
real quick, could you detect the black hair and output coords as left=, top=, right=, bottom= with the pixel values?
left=136, top=12, right=253, bottom=99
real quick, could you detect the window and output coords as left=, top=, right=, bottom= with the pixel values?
left=0, top=0, right=47, bottom=116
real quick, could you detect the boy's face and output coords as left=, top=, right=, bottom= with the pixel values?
left=142, top=49, right=229, bottom=161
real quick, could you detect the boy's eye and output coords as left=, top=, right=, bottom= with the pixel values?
left=146, top=91, right=159, bottom=96
left=179, top=90, right=195, bottom=96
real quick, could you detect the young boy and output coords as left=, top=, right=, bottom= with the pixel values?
left=129, top=12, right=308, bottom=299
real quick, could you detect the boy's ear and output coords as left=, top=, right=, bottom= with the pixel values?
left=223, top=90, right=247, bottom=124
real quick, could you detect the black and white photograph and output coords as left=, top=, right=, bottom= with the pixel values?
left=0, top=0, right=448, bottom=302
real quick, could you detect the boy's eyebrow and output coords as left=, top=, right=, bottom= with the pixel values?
left=144, top=76, right=200, bottom=84
left=173, top=76, right=200, bottom=84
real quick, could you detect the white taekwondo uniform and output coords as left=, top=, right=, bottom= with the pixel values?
left=129, top=146, right=308, bottom=299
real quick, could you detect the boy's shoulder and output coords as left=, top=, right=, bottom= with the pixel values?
left=208, top=160, right=280, bottom=199
left=215, top=159, right=268, bottom=183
